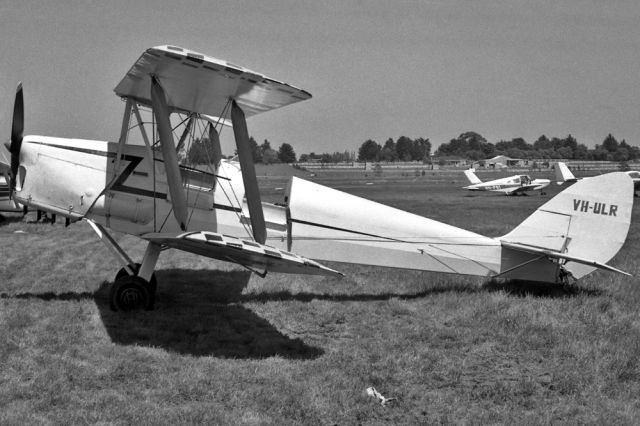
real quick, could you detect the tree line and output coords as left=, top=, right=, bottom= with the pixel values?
left=356, top=136, right=432, bottom=162
left=184, top=131, right=638, bottom=166
left=185, top=137, right=297, bottom=164
left=435, top=132, right=639, bottom=162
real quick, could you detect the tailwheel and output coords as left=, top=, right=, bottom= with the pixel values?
left=110, top=276, right=152, bottom=312
left=112, top=263, right=158, bottom=311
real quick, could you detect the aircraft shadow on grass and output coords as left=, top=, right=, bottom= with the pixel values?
left=93, top=269, right=325, bottom=360
left=0, top=271, right=601, bottom=358
left=482, top=279, right=603, bottom=298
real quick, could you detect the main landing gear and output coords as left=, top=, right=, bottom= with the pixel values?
left=111, top=263, right=158, bottom=311
left=85, top=220, right=161, bottom=312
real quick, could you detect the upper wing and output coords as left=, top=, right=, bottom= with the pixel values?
left=114, top=45, right=312, bottom=118
left=141, top=231, right=341, bottom=277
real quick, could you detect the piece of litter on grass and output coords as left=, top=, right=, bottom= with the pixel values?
left=13, top=230, right=27, bottom=234
left=366, top=386, right=396, bottom=406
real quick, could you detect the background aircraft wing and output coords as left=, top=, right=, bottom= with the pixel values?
left=114, top=45, right=312, bottom=118
left=503, top=184, right=539, bottom=195
left=141, top=231, right=341, bottom=277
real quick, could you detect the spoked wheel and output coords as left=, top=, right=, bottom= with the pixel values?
left=112, top=263, right=158, bottom=311
left=109, top=276, right=151, bottom=312
left=115, top=263, right=157, bottom=291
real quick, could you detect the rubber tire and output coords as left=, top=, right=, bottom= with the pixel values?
left=110, top=275, right=151, bottom=312
left=115, top=263, right=157, bottom=308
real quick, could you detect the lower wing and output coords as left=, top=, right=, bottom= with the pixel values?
left=141, top=231, right=342, bottom=277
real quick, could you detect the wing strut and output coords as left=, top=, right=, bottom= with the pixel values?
left=150, top=75, right=189, bottom=231
left=231, top=100, right=266, bottom=244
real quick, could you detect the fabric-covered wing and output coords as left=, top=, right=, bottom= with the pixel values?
left=114, top=45, right=311, bottom=118
left=141, top=231, right=341, bottom=277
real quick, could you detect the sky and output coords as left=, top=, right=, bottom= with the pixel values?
left=0, top=0, right=639, bottom=156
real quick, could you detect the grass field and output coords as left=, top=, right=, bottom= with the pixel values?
left=1, top=167, right=640, bottom=424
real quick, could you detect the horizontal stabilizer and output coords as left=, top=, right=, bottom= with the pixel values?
left=501, top=241, right=630, bottom=276
left=141, top=231, right=342, bottom=277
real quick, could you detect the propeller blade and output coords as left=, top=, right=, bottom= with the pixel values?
left=150, top=76, right=189, bottom=231
left=231, top=100, right=266, bottom=244
left=10, top=82, right=24, bottom=189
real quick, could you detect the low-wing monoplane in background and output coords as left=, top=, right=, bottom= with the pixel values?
left=463, top=168, right=550, bottom=195
left=2, top=46, right=634, bottom=311
left=555, top=161, right=640, bottom=193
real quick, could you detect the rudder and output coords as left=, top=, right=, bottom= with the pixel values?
left=464, top=168, right=482, bottom=185
left=500, top=172, right=633, bottom=279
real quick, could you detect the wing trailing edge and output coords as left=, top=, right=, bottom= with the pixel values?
left=141, top=231, right=342, bottom=277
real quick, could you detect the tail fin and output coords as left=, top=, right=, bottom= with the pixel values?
left=555, top=162, right=577, bottom=185
left=500, top=172, right=633, bottom=280
left=464, top=168, right=482, bottom=185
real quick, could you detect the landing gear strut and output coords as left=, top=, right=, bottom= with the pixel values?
left=85, top=219, right=161, bottom=312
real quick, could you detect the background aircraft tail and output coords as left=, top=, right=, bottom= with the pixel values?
left=500, top=172, right=633, bottom=280
left=464, top=168, right=482, bottom=185
left=555, top=162, right=577, bottom=184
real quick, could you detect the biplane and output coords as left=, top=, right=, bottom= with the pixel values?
left=463, top=168, right=550, bottom=195
left=2, top=46, right=634, bottom=312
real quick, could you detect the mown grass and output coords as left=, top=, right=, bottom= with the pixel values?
left=1, top=170, right=639, bottom=424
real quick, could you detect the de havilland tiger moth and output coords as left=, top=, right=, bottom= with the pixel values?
left=1, top=45, right=634, bottom=311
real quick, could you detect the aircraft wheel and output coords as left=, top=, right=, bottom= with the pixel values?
left=110, top=276, right=151, bottom=312
left=115, top=263, right=158, bottom=307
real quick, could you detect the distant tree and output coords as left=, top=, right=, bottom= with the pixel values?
left=557, top=146, right=573, bottom=159
left=574, top=143, right=590, bottom=160
left=299, top=153, right=309, bottom=162
left=592, top=146, right=610, bottom=161
left=602, top=134, right=619, bottom=152
left=262, top=148, right=278, bottom=164
left=187, top=137, right=218, bottom=164
left=380, top=138, right=398, bottom=162
left=436, top=131, right=487, bottom=157
left=613, top=147, right=629, bottom=162
left=260, top=139, right=278, bottom=164
left=533, top=135, right=552, bottom=150
left=277, top=143, right=297, bottom=163
left=411, top=138, right=431, bottom=161
left=395, top=136, right=414, bottom=161
left=249, top=137, right=262, bottom=162
left=358, top=139, right=380, bottom=162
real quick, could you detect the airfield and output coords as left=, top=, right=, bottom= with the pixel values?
left=1, top=165, right=639, bottom=424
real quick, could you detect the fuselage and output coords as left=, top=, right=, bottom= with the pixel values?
left=464, top=174, right=550, bottom=194
left=14, top=135, right=584, bottom=284
left=13, top=135, right=290, bottom=247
